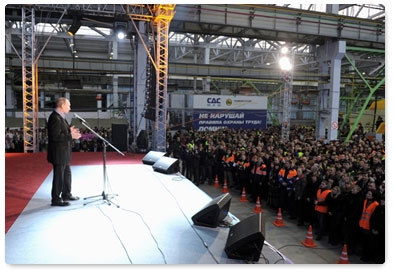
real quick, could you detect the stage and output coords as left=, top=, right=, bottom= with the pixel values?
left=5, top=161, right=290, bottom=264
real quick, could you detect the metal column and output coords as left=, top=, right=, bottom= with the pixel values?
left=316, top=40, right=346, bottom=141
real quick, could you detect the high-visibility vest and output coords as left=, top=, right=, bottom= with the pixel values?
left=222, top=154, right=235, bottom=163
left=359, top=199, right=379, bottom=230
left=236, top=161, right=250, bottom=169
left=278, top=168, right=297, bottom=190
left=315, top=189, right=331, bottom=213
left=251, top=164, right=267, bottom=176
left=278, top=168, right=297, bottom=180
left=242, top=161, right=250, bottom=168
left=188, top=143, right=194, bottom=150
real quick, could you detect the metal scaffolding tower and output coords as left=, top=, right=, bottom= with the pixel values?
left=21, top=7, right=39, bottom=152
left=279, top=49, right=294, bottom=141
left=280, top=79, right=292, bottom=141
left=128, top=4, right=176, bottom=152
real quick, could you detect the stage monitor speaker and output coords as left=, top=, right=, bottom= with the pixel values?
left=152, top=156, right=179, bottom=174
left=225, top=213, right=265, bottom=262
left=191, top=193, right=232, bottom=228
left=142, top=151, right=166, bottom=165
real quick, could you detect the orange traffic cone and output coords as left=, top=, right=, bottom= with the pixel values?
left=253, top=196, right=262, bottom=213
left=301, top=225, right=317, bottom=248
left=213, top=175, right=220, bottom=188
left=239, top=187, right=248, bottom=202
left=222, top=179, right=229, bottom=193
left=273, top=208, right=286, bottom=227
left=336, top=244, right=349, bottom=264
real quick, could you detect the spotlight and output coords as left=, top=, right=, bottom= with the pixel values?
left=114, top=22, right=127, bottom=40
left=279, top=56, right=292, bottom=71
left=68, top=14, right=81, bottom=36
left=117, top=31, right=126, bottom=40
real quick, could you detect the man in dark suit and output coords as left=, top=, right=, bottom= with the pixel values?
left=47, top=97, right=81, bottom=206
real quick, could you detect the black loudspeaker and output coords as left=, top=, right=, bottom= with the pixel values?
left=142, top=151, right=166, bottom=165
left=111, top=124, right=128, bottom=151
left=225, top=213, right=265, bottom=262
left=152, top=156, right=179, bottom=174
left=191, top=193, right=231, bottom=228
left=136, top=130, right=148, bottom=150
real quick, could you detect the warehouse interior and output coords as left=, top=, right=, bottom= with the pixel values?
left=4, top=4, right=385, bottom=152
left=3, top=2, right=389, bottom=268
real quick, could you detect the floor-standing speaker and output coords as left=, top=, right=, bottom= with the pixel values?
left=142, top=151, right=166, bottom=165
left=224, top=213, right=265, bottom=262
left=111, top=124, right=128, bottom=151
left=152, top=156, right=179, bottom=174
left=191, top=193, right=231, bottom=228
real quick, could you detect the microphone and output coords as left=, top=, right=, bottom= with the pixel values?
left=74, top=113, right=87, bottom=124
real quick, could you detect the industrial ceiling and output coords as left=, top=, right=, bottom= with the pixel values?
left=5, top=4, right=385, bottom=101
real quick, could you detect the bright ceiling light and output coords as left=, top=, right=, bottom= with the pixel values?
left=279, top=56, right=292, bottom=71
left=117, top=31, right=126, bottom=40
left=280, top=47, right=289, bottom=54
left=114, top=22, right=127, bottom=40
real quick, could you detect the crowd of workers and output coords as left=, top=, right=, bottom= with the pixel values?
left=5, top=127, right=115, bottom=153
left=166, top=125, right=385, bottom=264
left=5, top=123, right=385, bottom=263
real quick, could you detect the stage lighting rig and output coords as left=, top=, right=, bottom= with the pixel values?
left=67, top=13, right=82, bottom=36
left=114, top=22, right=128, bottom=40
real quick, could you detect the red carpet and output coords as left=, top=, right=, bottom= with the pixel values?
left=5, top=152, right=145, bottom=233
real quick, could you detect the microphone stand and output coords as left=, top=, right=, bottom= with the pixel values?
left=77, top=118, right=125, bottom=207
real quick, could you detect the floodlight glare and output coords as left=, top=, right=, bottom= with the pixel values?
left=117, top=31, right=126, bottom=40
left=279, top=56, right=292, bottom=71
left=281, top=47, right=289, bottom=54
left=114, top=22, right=127, bottom=40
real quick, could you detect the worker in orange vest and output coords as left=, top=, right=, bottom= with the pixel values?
left=359, top=189, right=380, bottom=262
left=222, top=148, right=235, bottom=187
left=278, top=160, right=297, bottom=214
left=235, top=153, right=251, bottom=193
left=314, top=180, right=331, bottom=240
left=250, top=156, right=267, bottom=203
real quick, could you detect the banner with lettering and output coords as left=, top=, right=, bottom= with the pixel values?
left=192, top=95, right=267, bottom=110
left=193, top=109, right=267, bottom=131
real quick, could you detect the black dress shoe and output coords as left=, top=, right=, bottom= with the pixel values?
left=62, top=195, right=80, bottom=201
left=51, top=200, right=70, bottom=206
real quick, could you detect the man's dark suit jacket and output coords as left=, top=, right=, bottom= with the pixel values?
left=47, top=111, right=73, bottom=165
